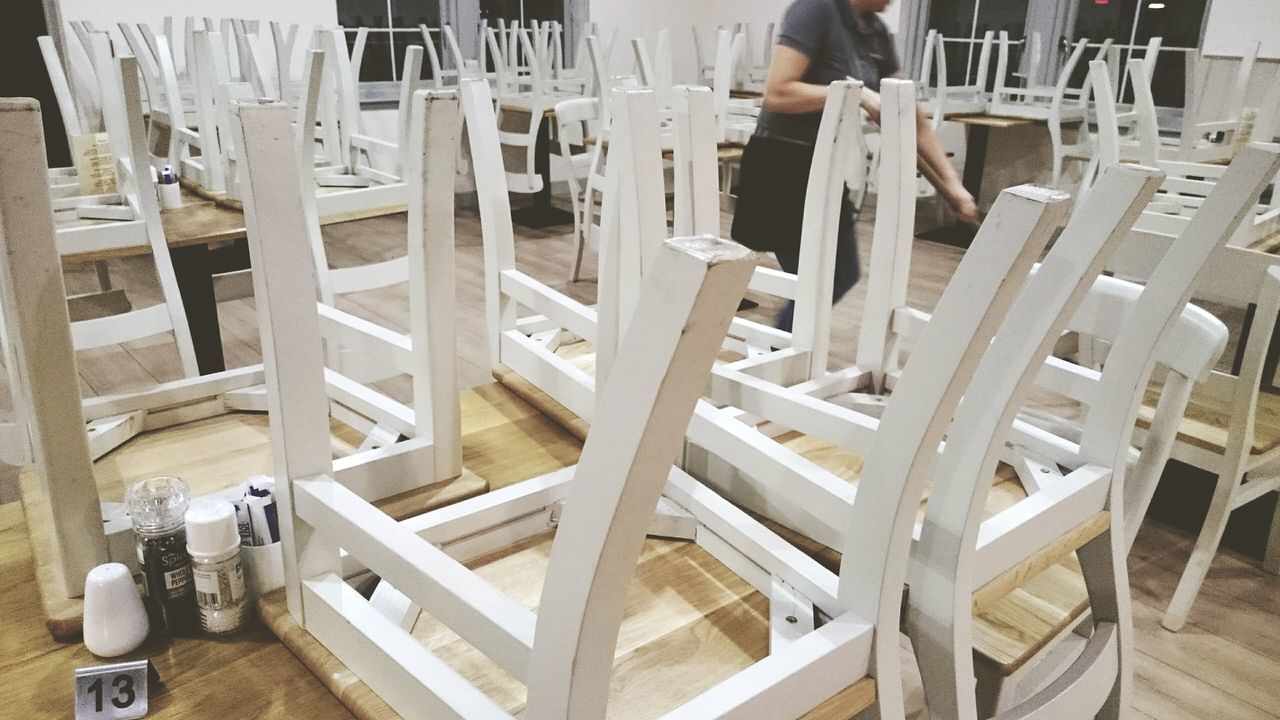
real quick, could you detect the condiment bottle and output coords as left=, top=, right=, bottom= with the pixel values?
left=184, top=498, right=248, bottom=635
left=124, top=476, right=198, bottom=634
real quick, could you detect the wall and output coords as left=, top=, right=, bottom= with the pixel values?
left=1201, top=0, right=1280, bottom=60
left=588, top=0, right=901, bottom=83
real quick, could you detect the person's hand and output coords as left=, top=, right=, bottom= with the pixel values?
left=947, top=186, right=979, bottom=229
left=859, top=87, right=882, bottom=125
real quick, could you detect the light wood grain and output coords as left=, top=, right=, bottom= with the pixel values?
left=1137, top=384, right=1280, bottom=456
left=19, top=410, right=486, bottom=639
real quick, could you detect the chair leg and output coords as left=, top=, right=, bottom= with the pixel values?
left=94, top=260, right=113, bottom=292
left=1263, top=489, right=1280, bottom=575
left=569, top=222, right=586, bottom=283
left=1163, top=465, right=1245, bottom=631
left=974, top=661, right=1016, bottom=717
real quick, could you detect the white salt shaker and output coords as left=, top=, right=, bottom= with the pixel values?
left=185, top=498, right=248, bottom=635
left=82, top=562, right=150, bottom=657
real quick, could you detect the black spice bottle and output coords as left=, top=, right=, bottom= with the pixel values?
left=124, top=476, right=198, bottom=635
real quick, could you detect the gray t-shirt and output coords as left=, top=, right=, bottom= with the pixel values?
left=755, top=0, right=900, bottom=145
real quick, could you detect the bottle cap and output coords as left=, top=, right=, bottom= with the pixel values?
left=185, top=498, right=241, bottom=559
left=125, top=476, right=191, bottom=535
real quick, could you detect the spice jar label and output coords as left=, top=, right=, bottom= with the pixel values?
left=193, top=560, right=245, bottom=609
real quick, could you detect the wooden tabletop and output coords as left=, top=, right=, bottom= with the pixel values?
left=730, top=89, right=765, bottom=100
left=61, top=186, right=407, bottom=265
left=948, top=113, right=1041, bottom=129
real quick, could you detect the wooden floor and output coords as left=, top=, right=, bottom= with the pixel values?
left=1, top=198, right=1277, bottom=717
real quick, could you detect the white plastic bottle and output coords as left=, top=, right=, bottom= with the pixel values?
left=184, top=498, right=248, bottom=635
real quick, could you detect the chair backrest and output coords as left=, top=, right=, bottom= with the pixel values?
left=229, top=19, right=270, bottom=97
left=270, top=21, right=301, bottom=102
left=117, top=22, right=164, bottom=111
left=38, top=35, right=84, bottom=142
left=553, top=97, right=599, bottom=214
left=71, top=39, right=199, bottom=376
left=838, top=181, right=1075, bottom=713
left=419, top=25, right=448, bottom=88
left=856, top=79, right=918, bottom=386
left=906, top=162, right=1165, bottom=720
left=593, top=87, right=669, bottom=384
left=319, top=28, right=362, bottom=167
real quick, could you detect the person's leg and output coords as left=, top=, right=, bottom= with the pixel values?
left=772, top=244, right=801, bottom=332
left=831, top=190, right=861, bottom=305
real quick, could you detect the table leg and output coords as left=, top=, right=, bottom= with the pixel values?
left=512, top=114, right=574, bottom=229
left=962, top=123, right=991, bottom=201
left=170, top=244, right=226, bottom=375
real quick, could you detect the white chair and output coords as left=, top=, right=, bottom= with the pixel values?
left=1111, top=57, right=1280, bottom=248
left=925, top=143, right=1280, bottom=716
left=445, top=75, right=1086, bottom=720
left=554, top=97, right=601, bottom=282
left=37, top=34, right=95, bottom=192
left=631, top=29, right=673, bottom=110
left=711, top=29, right=758, bottom=145
left=692, top=25, right=719, bottom=83
left=1175, top=43, right=1260, bottom=163
left=1105, top=152, right=1280, bottom=632
left=1, top=66, right=472, bottom=639
left=918, top=30, right=994, bottom=129
left=303, top=29, right=421, bottom=217
left=990, top=33, right=1102, bottom=188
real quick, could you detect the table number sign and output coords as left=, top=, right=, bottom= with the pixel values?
left=74, top=660, right=152, bottom=719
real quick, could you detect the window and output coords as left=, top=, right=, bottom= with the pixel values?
left=925, top=0, right=1207, bottom=109
left=337, top=0, right=442, bottom=83
left=1074, top=0, right=1209, bottom=108
left=926, top=0, right=1033, bottom=90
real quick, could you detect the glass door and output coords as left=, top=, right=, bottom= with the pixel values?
left=1074, top=0, right=1209, bottom=107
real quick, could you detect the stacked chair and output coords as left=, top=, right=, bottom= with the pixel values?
left=3, top=46, right=476, bottom=638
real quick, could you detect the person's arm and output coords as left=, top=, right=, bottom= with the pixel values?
left=762, top=45, right=829, bottom=114
left=861, top=84, right=979, bottom=228
left=915, top=106, right=978, bottom=227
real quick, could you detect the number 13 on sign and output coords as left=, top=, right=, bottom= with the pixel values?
left=75, top=660, right=150, bottom=719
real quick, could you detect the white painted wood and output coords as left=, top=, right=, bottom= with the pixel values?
left=462, top=79, right=521, bottom=369
left=303, top=576, right=514, bottom=720
left=0, top=99, right=106, bottom=599
left=792, top=80, right=866, bottom=380
left=769, top=576, right=815, bottom=654
left=236, top=99, right=342, bottom=621
left=38, top=35, right=84, bottom=142
left=525, top=238, right=757, bottom=719
left=907, top=164, right=1163, bottom=720
left=404, top=89, right=462, bottom=480
left=295, top=477, right=536, bottom=678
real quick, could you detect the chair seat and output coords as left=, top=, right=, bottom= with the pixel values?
left=778, top=434, right=1100, bottom=678
left=408, top=530, right=874, bottom=718
left=971, top=558, right=1089, bottom=675
left=1136, top=384, right=1280, bottom=456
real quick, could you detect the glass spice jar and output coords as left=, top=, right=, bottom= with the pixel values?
left=124, top=476, right=198, bottom=635
left=184, top=498, right=248, bottom=635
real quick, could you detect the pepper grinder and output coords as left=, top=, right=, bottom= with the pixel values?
left=125, top=476, right=198, bottom=635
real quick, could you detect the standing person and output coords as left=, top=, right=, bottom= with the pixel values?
left=732, top=0, right=978, bottom=330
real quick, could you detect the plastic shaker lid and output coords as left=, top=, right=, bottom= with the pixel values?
left=184, top=498, right=241, bottom=559
left=125, top=476, right=191, bottom=534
